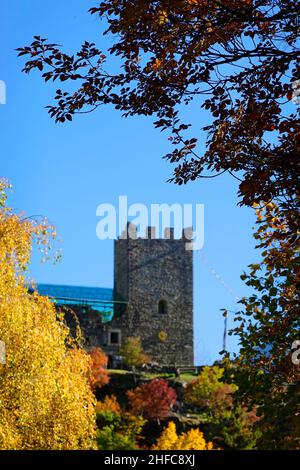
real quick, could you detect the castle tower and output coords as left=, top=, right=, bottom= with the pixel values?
left=112, top=224, right=194, bottom=366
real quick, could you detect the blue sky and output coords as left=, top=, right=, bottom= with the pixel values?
left=1, top=1, right=258, bottom=365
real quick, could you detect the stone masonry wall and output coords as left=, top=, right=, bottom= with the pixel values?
left=112, top=226, right=194, bottom=366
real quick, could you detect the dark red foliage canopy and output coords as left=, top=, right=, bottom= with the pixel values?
left=127, top=378, right=177, bottom=420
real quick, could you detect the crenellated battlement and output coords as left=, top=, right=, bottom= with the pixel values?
left=119, top=223, right=193, bottom=241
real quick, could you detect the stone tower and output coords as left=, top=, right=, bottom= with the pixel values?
left=111, top=224, right=194, bottom=366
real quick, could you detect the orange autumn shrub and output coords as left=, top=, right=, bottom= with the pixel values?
left=96, top=395, right=121, bottom=414
left=88, top=347, right=110, bottom=390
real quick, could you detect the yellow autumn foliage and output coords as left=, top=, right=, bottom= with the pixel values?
left=152, top=421, right=213, bottom=450
left=0, top=180, right=96, bottom=449
left=157, top=10, right=168, bottom=25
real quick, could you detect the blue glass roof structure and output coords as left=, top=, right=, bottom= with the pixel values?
left=33, top=284, right=126, bottom=322
left=37, top=284, right=114, bottom=303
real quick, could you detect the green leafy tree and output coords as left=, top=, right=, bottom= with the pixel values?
left=185, top=366, right=236, bottom=416
left=228, top=202, right=300, bottom=449
left=96, top=395, right=145, bottom=450
left=185, top=366, right=260, bottom=449
left=97, top=425, right=138, bottom=450
left=120, top=336, right=150, bottom=370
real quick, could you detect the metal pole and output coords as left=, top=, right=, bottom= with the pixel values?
left=223, top=311, right=228, bottom=352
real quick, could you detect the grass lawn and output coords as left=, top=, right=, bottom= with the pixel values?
left=108, top=369, right=198, bottom=383
left=108, top=369, right=129, bottom=375
left=178, top=373, right=198, bottom=383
